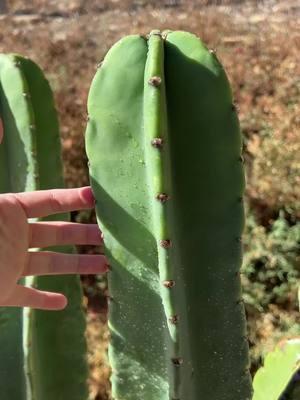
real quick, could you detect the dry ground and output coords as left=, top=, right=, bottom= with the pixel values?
left=0, top=1, right=299, bottom=398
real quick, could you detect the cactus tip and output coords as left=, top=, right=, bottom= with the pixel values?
left=149, top=29, right=162, bottom=37
left=161, top=29, right=172, bottom=39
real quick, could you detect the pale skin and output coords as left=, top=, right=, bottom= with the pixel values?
left=0, top=118, right=108, bottom=310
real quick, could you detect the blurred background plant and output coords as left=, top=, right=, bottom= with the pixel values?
left=242, top=209, right=299, bottom=312
left=0, top=0, right=299, bottom=398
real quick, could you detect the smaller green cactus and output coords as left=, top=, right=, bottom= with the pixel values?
left=0, top=54, right=88, bottom=400
left=253, top=289, right=300, bottom=400
left=253, top=338, right=300, bottom=400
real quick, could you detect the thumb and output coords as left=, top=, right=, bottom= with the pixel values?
left=1, top=285, right=68, bottom=310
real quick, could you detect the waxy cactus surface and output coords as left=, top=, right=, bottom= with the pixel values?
left=86, top=30, right=252, bottom=399
left=0, top=54, right=88, bottom=400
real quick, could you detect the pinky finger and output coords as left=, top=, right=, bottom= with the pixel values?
left=2, top=285, right=68, bottom=310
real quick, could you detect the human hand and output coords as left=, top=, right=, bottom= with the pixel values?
left=0, top=121, right=107, bottom=310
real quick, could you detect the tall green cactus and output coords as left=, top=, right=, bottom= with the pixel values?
left=86, top=30, right=252, bottom=399
left=0, top=54, right=88, bottom=400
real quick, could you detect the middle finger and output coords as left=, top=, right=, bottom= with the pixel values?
left=29, top=221, right=103, bottom=248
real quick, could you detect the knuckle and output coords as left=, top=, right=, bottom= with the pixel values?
left=76, top=255, right=81, bottom=273
left=0, top=194, right=27, bottom=230
left=49, top=191, right=64, bottom=213
left=48, top=252, right=56, bottom=273
left=58, top=222, right=70, bottom=244
left=56, top=223, right=65, bottom=245
left=85, top=224, right=90, bottom=243
left=0, top=193, right=20, bottom=213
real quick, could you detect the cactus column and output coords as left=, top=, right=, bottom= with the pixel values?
left=86, top=30, right=252, bottom=399
left=0, top=54, right=88, bottom=400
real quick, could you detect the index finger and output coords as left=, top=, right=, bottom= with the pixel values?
left=14, top=186, right=95, bottom=218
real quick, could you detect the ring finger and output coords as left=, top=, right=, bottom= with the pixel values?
left=23, top=251, right=108, bottom=276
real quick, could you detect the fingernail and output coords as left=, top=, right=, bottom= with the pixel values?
left=60, top=296, right=68, bottom=309
left=80, top=186, right=95, bottom=206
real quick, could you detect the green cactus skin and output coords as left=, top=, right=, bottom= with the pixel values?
left=0, top=54, right=88, bottom=400
left=253, top=338, right=300, bottom=400
left=86, top=30, right=252, bottom=399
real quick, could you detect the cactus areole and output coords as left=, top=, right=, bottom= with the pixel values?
left=86, top=30, right=252, bottom=400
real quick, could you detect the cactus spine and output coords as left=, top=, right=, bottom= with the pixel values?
left=86, top=30, right=252, bottom=399
left=0, top=54, right=88, bottom=400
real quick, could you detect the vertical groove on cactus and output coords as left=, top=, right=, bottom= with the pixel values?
left=15, top=56, right=40, bottom=400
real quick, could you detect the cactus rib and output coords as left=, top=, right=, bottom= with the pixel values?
left=144, top=31, right=182, bottom=398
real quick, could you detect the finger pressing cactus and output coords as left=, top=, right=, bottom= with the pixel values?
left=0, top=54, right=88, bottom=400
left=86, top=30, right=252, bottom=399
